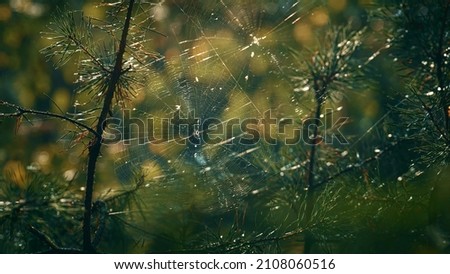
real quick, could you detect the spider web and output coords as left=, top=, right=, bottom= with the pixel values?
left=110, top=0, right=323, bottom=213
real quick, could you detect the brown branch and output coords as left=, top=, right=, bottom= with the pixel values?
left=0, top=100, right=100, bottom=139
left=82, top=0, right=135, bottom=252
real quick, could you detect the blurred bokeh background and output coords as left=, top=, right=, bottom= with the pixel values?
left=0, top=0, right=449, bottom=253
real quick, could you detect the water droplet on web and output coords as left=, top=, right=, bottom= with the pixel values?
left=251, top=189, right=260, bottom=195
left=341, top=151, right=349, bottom=157
left=397, top=176, right=403, bottom=182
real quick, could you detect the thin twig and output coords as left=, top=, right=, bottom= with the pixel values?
left=28, top=225, right=83, bottom=254
left=0, top=100, right=100, bottom=139
left=67, top=34, right=112, bottom=74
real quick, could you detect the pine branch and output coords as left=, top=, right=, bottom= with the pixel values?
left=166, top=228, right=306, bottom=253
left=82, top=0, right=135, bottom=252
left=409, top=89, right=450, bottom=145
left=435, top=1, right=450, bottom=134
left=67, top=34, right=112, bottom=74
left=314, top=141, right=402, bottom=189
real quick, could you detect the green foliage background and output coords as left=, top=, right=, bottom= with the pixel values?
left=0, top=0, right=449, bottom=253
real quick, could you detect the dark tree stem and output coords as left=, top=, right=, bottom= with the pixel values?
left=82, top=0, right=135, bottom=252
left=303, top=74, right=327, bottom=253
left=306, top=99, right=323, bottom=190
